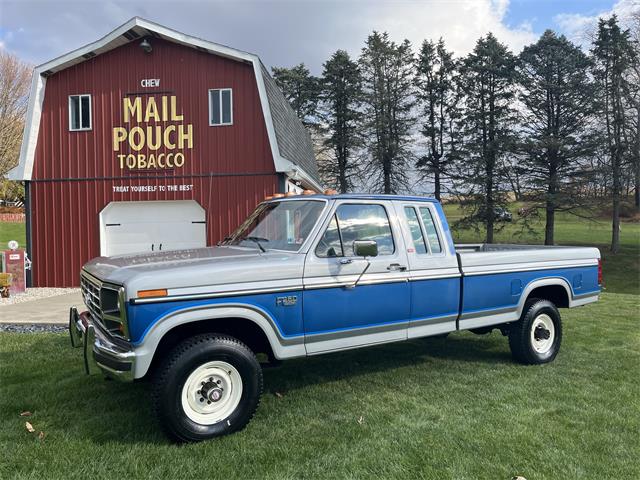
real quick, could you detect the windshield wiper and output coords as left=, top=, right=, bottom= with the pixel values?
left=244, top=236, right=268, bottom=253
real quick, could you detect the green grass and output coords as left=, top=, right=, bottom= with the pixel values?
left=0, top=292, right=638, bottom=479
left=0, top=222, right=26, bottom=249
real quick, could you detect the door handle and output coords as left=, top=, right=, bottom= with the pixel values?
left=387, top=263, right=407, bottom=272
left=151, top=244, right=154, bottom=251
left=339, top=258, right=353, bottom=265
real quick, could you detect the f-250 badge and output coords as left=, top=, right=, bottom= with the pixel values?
left=276, top=296, right=298, bottom=307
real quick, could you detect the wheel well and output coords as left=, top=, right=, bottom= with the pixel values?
left=526, top=284, right=569, bottom=309
left=146, top=317, right=275, bottom=378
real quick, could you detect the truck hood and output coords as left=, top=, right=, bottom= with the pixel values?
left=83, top=246, right=305, bottom=299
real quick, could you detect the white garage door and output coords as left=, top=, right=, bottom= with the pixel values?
left=99, top=200, right=206, bottom=256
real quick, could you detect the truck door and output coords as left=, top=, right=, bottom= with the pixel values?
left=303, top=200, right=410, bottom=354
left=398, top=202, right=460, bottom=338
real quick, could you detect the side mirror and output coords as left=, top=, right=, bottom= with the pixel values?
left=353, top=240, right=378, bottom=258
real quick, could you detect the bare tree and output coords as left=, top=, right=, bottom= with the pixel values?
left=0, top=50, right=31, bottom=200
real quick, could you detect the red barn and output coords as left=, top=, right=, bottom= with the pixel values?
left=9, top=17, right=322, bottom=287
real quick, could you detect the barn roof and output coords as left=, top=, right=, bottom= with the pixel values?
left=8, top=17, right=322, bottom=190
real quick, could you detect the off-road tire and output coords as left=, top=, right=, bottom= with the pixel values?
left=152, top=334, right=263, bottom=442
left=508, top=299, right=562, bottom=365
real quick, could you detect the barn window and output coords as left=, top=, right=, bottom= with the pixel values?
left=208, top=88, right=233, bottom=126
left=69, top=94, right=92, bottom=131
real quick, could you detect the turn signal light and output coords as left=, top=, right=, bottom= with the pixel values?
left=137, top=289, right=168, bottom=298
left=272, top=193, right=285, bottom=198
left=324, top=188, right=338, bottom=195
left=303, top=190, right=315, bottom=195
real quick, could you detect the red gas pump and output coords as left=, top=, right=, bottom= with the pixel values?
left=2, top=241, right=28, bottom=294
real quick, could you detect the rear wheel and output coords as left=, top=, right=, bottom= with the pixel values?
left=153, top=334, right=263, bottom=442
left=508, top=299, right=562, bottom=365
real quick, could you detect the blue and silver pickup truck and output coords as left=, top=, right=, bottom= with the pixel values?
left=70, top=194, right=601, bottom=442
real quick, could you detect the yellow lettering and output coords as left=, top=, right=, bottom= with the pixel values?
left=137, top=154, right=147, bottom=169
left=126, top=154, right=136, bottom=169
left=173, top=152, right=185, bottom=167
left=163, top=125, right=176, bottom=149
left=123, top=97, right=142, bottom=123
left=144, top=97, right=160, bottom=122
left=178, top=124, right=193, bottom=149
left=113, top=127, right=127, bottom=151
left=166, top=153, right=174, bottom=168
left=147, top=126, right=162, bottom=151
left=147, top=154, right=156, bottom=169
left=157, top=153, right=165, bottom=168
left=129, top=126, right=145, bottom=151
left=161, top=96, right=168, bottom=122
left=117, top=154, right=126, bottom=169
left=170, top=96, right=183, bottom=121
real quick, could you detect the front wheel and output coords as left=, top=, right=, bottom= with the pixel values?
left=508, top=299, right=562, bottom=365
left=153, top=334, right=263, bottom=442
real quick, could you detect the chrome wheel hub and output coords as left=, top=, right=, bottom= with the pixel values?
left=181, top=361, right=243, bottom=425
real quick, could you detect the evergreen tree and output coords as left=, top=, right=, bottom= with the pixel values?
left=415, top=38, right=458, bottom=201
left=271, top=63, right=321, bottom=126
left=591, top=15, right=636, bottom=253
left=318, top=50, right=362, bottom=193
left=359, top=32, right=416, bottom=194
left=455, top=33, right=517, bottom=243
left=517, top=30, right=596, bottom=245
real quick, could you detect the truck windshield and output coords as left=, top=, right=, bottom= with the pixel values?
left=225, top=200, right=325, bottom=252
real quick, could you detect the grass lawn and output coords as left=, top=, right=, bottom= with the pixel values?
left=0, top=292, right=638, bottom=479
left=0, top=222, right=26, bottom=249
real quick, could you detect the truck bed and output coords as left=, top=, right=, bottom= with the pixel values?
left=455, top=243, right=600, bottom=275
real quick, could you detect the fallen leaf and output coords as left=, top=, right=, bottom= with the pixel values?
left=275, top=392, right=284, bottom=398
left=19, top=411, right=32, bottom=417
left=357, top=416, right=364, bottom=425
left=38, top=431, right=45, bottom=441
left=25, top=421, right=35, bottom=433
left=512, top=476, right=527, bottom=480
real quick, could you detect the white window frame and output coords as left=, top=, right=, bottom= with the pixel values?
left=68, top=94, right=92, bottom=131
left=208, top=88, right=233, bottom=126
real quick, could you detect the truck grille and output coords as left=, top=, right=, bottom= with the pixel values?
left=81, top=274, right=102, bottom=321
left=80, top=271, right=129, bottom=339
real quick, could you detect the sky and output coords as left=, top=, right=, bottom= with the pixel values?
left=0, top=0, right=638, bottom=73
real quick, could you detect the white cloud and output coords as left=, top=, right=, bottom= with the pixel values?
left=341, top=0, right=537, bottom=59
left=554, top=0, right=639, bottom=46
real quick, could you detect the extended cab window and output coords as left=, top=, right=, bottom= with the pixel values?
left=316, top=203, right=394, bottom=257
left=69, top=94, right=91, bottom=131
left=419, top=207, right=442, bottom=253
left=404, top=207, right=427, bottom=254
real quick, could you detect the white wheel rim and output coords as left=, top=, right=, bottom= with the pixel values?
left=530, top=314, right=555, bottom=354
left=181, top=361, right=243, bottom=425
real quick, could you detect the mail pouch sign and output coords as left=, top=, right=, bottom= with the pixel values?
left=113, top=94, right=194, bottom=171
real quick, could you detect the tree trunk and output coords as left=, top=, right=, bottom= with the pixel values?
left=434, top=169, right=441, bottom=201
left=611, top=155, right=621, bottom=253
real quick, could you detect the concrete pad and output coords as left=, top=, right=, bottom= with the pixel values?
left=0, top=292, right=84, bottom=324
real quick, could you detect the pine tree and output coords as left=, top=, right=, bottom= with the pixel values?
left=591, top=15, right=636, bottom=253
left=318, top=50, right=362, bottom=193
left=415, top=38, right=458, bottom=201
left=517, top=30, right=596, bottom=245
left=359, top=32, right=416, bottom=194
left=455, top=33, right=517, bottom=243
left=271, top=63, right=321, bottom=127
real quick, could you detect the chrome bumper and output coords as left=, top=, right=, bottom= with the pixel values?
left=69, top=307, right=136, bottom=382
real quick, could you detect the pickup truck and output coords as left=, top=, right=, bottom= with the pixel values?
left=69, top=194, right=601, bottom=442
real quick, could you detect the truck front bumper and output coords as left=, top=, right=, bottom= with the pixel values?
left=69, top=307, right=136, bottom=382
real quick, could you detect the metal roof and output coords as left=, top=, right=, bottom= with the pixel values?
left=268, top=194, right=438, bottom=202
